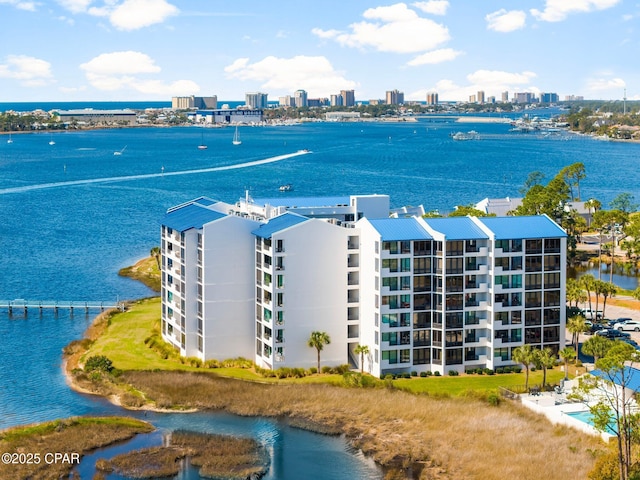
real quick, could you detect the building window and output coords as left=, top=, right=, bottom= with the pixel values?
left=382, top=350, right=398, bottom=364
left=400, top=349, right=411, bottom=363
left=413, top=330, right=431, bottom=347
left=446, top=348, right=463, bottom=365
left=414, top=241, right=431, bottom=256
left=413, top=348, right=430, bottom=364
left=413, top=312, right=431, bottom=329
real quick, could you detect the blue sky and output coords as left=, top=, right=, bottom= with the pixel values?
left=0, top=0, right=637, bottom=102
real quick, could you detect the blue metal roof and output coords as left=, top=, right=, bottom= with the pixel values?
left=252, top=196, right=350, bottom=208
left=478, top=215, right=566, bottom=239
left=424, top=217, right=489, bottom=240
left=252, top=212, right=309, bottom=239
left=162, top=203, right=225, bottom=232
left=369, top=218, right=432, bottom=241
left=192, top=196, right=218, bottom=207
left=591, top=366, right=640, bottom=392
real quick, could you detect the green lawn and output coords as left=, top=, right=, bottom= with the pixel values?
left=84, top=297, right=572, bottom=395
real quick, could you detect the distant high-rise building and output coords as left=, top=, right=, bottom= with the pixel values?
left=426, top=92, right=439, bottom=105
left=564, top=95, right=584, bottom=101
left=385, top=89, right=404, bottom=105
left=501, top=91, right=509, bottom=103
left=172, top=95, right=217, bottom=110
left=487, top=96, right=496, bottom=104
left=245, top=92, right=268, bottom=109
left=469, top=94, right=476, bottom=103
left=330, top=94, right=342, bottom=107
left=279, top=96, right=294, bottom=107
left=540, top=92, right=559, bottom=104
left=341, top=89, right=355, bottom=107
left=514, top=92, right=534, bottom=104
left=477, top=91, right=485, bottom=104
left=294, top=90, right=308, bottom=108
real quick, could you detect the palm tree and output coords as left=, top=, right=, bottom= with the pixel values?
left=566, top=278, right=587, bottom=307
left=580, top=274, right=596, bottom=314
left=512, top=344, right=535, bottom=391
left=533, top=347, right=555, bottom=389
left=581, top=335, right=613, bottom=368
left=307, top=331, right=331, bottom=372
left=559, top=347, right=576, bottom=381
left=150, top=246, right=161, bottom=269
left=354, top=344, right=369, bottom=373
left=600, top=281, right=617, bottom=319
left=566, top=314, right=587, bottom=356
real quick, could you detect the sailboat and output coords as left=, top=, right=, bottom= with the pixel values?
left=7, top=132, right=13, bottom=144
left=232, top=125, right=241, bottom=145
left=48, top=133, right=55, bottom=145
left=113, top=145, right=127, bottom=156
left=198, top=129, right=207, bottom=150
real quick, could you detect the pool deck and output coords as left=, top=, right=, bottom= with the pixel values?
left=520, top=380, right=615, bottom=441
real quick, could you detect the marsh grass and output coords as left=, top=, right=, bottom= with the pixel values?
left=97, top=430, right=268, bottom=479
left=0, top=417, right=153, bottom=480
left=121, top=370, right=604, bottom=480
left=68, top=297, right=607, bottom=479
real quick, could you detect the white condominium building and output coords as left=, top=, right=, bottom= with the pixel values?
left=161, top=194, right=566, bottom=377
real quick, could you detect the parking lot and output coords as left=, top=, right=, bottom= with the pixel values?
left=575, top=300, right=640, bottom=358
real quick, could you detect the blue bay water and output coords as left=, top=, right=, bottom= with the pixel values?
left=0, top=115, right=639, bottom=478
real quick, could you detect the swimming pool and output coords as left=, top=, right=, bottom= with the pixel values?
left=565, top=410, right=618, bottom=435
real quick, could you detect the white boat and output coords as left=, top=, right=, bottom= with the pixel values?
left=48, top=133, right=55, bottom=145
left=113, top=145, right=127, bottom=156
left=279, top=183, right=293, bottom=192
left=198, top=129, right=207, bottom=150
left=232, top=126, right=241, bottom=145
left=7, top=132, right=13, bottom=144
left=451, top=130, right=480, bottom=141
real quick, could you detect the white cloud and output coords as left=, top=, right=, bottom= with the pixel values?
left=56, top=0, right=94, bottom=13
left=407, top=48, right=462, bottom=66
left=80, top=51, right=198, bottom=95
left=80, top=51, right=161, bottom=75
left=412, top=0, right=449, bottom=15
left=224, top=55, right=357, bottom=98
left=0, top=0, right=37, bottom=11
left=486, top=9, right=526, bottom=32
left=55, top=0, right=178, bottom=30
left=409, top=70, right=538, bottom=101
left=467, top=70, right=536, bottom=86
left=108, top=0, right=178, bottom=31
left=0, top=54, right=53, bottom=86
left=312, top=3, right=450, bottom=55
left=530, top=0, right=620, bottom=22
left=586, top=77, right=626, bottom=91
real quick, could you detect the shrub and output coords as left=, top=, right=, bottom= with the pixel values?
left=321, top=366, right=332, bottom=374
left=333, top=364, right=351, bottom=375
left=309, top=367, right=318, bottom=374
left=402, top=372, right=411, bottom=379
left=411, top=371, right=417, bottom=377
left=484, top=368, right=494, bottom=376
left=204, top=359, right=220, bottom=369
left=84, top=355, right=114, bottom=374
left=496, top=367, right=504, bottom=374
left=512, top=366, right=522, bottom=373
left=187, top=357, right=202, bottom=368
left=384, top=374, right=394, bottom=381
left=434, top=371, right=441, bottom=377
left=426, top=371, right=433, bottom=376
left=343, top=372, right=377, bottom=388
left=292, top=367, right=306, bottom=378
left=448, top=370, right=459, bottom=376
left=487, top=393, right=501, bottom=406
left=419, top=371, right=427, bottom=378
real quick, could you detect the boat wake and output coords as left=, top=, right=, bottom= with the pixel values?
left=0, top=150, right=310, bottom=195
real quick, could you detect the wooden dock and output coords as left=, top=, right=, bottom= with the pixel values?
left=0, top=299, right=125, bottom=316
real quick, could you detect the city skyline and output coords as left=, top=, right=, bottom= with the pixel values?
left=0, top=0, right=637, bottom=103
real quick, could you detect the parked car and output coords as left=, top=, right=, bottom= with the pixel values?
left=582, top=309, right=603, bottom=320
left=596, top=328, right=631, bottom=339
left=586, top=323, right=605, bottom=335
left=614, top=320, right=640, bottom=332
left=619, top=338, right=640, bottom=349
